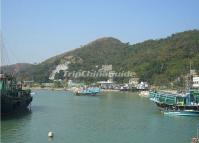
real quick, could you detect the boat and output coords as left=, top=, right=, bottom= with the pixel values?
left=163, top=110, right=199, bottom=116
left=75, top=87, right=101, bottom=96
left=1, top=74, right=33, bottom=114
left=149, top=90, right=199, bottom=116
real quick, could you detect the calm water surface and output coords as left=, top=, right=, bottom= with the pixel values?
left=1, top=90, right=198, bottom=143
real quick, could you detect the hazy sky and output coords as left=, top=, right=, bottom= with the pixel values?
left=1, top=0, right=199, bottom=64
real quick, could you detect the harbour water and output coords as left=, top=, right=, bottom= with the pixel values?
left=1, top=90, right=198, bottom=143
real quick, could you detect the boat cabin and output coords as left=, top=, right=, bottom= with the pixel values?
left=0, top=74, right=22, bottom=96
left=150, top=90, right=199, bottom=106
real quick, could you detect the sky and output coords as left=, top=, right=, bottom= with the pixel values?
left=1, top=0, right=199, bottom=64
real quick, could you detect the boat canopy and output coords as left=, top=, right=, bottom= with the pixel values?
left=149, top=90, right=199, bottom=106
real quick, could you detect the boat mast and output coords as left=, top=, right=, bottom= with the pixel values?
left=189, top=60, right=193, bottom=90
left=185, top=60, right=192, bottom=91
left=0, top=32, right=4, bottom=67
left=0, top=33, right=10, bottom=67
left=1, top=33, right=18, bottom=76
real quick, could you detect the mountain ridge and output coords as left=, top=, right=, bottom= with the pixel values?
left=1, top=30, right=199, bottom=86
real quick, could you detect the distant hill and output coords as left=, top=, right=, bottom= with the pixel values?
left=1, top=30, right=199, bottom=87
left=125, top=30, right=199, bottom=85
left=1, top=63, right=33, bottom=76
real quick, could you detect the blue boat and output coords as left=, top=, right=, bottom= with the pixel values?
left=76, top=87, right=101, bottom=96
left=150, top=90, right=199, bottom=116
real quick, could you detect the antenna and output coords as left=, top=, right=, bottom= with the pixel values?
left=190, top=60, right=192, bottom=75
left=0, top=32, right=3, bottom=66
left=188, top=59, right=194, bottom=90
left=0, top=32, right=11, bottom=66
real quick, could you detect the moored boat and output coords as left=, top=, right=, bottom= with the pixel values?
left=75, top=87, right=101, bottom=96
left=149, top=90, right=199, bottom=116
left=1, top=74, right=33, bottom=114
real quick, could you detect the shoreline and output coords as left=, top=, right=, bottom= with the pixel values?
left=23, top=87, right=67, bottom=91
left=24, top=87, right=124, bottom=92
left=25, top=87, right=180, bottom=96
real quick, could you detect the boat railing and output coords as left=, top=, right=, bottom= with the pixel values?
left=149, top=91, right=177, bottom=105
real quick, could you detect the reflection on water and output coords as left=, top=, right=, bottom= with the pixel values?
left=1, top=108, right=32, bottom=143
left=31, top=105, right=47, bottom=112
left=1, top=108, right=32, bottom=121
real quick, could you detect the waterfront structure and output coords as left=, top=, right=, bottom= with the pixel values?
left=97, top=80, right=115, bottom=89
left=136, top=82, right=149, bottom=90
left=120, top=84, right=131, bottom=91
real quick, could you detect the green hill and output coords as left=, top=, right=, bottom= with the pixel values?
left=1, top=30, right=199, bottom=87
left=125, top=30, right=199, bottom=85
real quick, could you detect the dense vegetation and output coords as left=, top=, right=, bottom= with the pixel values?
left=125, top=30, right=199, bottom=86
left=1, top=30, right=199, bottom=87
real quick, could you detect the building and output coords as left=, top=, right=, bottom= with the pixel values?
left=136, top=82, right=149, bottom=90
left=193, top=77, right=199, bottom=88
left=101, top=65, right=112, bottom=71
left=191, top=70, right=199, bottom=88
left=97, top=80, right=115, bottom=89
left=190, top=70, right=198, bottom=77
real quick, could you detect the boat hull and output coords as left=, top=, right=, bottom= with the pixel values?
left=1, top=95, right=33, bottom=114
left=154, top=102, right=199, bottom=116
left=163, top=110, right=199, bottom=116
left=75, top=92, right=97, bottom=96
left=75, top=88, right=100, bottom=96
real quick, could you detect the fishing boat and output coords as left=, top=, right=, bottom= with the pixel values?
left=149, top=90, right=199, bottom=116
left=75, top=87, right=101, bottom=96
left=0, top=74, right=33, bottom=114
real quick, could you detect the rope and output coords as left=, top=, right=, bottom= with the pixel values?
left=1, top=32, right=11, bottom=66
left=0, top=32, right=19, bottom=75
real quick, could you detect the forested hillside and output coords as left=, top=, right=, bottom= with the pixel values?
left=1, top=30, right=199, bottom=86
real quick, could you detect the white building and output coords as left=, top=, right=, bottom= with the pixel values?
left=192, top=77, right=199, bottom=88
left=136, top=82, right=149, bottom=90
left=97, top=80, right=114, bottom=89
left=101, top=65, right=112, bottom=71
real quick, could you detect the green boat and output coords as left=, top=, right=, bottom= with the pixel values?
left=0, top=74, right=33, bottom=114
left=149, top=90, right=199, bottom=116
